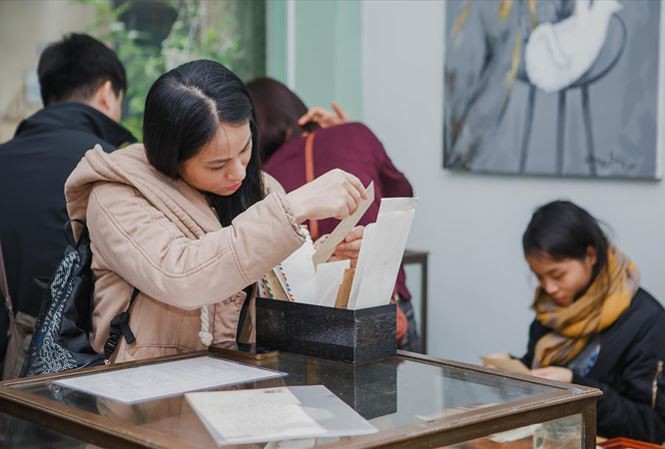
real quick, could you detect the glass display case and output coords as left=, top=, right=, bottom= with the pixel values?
left=0, top=350, right=600, bottom=449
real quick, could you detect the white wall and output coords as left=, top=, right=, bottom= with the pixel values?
left=0, top=1, right=95, bottom=141
left=362, top=0, right=665, bottom=363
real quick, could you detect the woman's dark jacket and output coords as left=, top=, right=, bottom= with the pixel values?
left=521, top=288, right=665, bottom=442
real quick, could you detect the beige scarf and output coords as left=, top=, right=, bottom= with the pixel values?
left=532, top=247, right=639, bottom=368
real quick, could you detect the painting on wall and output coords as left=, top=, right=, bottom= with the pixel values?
left=443, top=0, right=663, bottom=179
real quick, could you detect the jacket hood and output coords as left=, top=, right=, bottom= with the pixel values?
left=15, top=102, right=136, bottom=148
left=65, top=144, right=221, bottom=239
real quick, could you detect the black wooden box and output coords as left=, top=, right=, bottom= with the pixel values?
left=304, top=357, right=398, bottom=419
left=255, top=298, right=396, bottom=364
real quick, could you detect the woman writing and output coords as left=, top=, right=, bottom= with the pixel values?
left=488, top=200, right=665, bottom=441
left=64, top=60, right=366, bottom=363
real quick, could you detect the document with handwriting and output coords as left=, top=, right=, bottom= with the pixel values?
left=187, top=387, right=325, bottom=445
left=187, top=385, right=377, bottom=446
left=54, top=356, right=285, bottom=403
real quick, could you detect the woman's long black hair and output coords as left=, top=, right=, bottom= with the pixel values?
left=522, top=200, right=609, bottom=284
left=143, top=59, right=264, bottom=226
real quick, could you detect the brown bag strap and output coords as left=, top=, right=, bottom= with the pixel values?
left=0, top=239, right=14, bottom=319
left=304, top=132, right=319, bottom=240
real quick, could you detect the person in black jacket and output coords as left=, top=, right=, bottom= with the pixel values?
left=487, top=200, right=665, bottom=442
left=0, top=33, right=135, bottom=375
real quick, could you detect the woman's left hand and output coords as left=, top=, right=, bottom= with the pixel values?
left=329, top=226, right=364, bottom=267
left=530, top=366, right=573, bottom=383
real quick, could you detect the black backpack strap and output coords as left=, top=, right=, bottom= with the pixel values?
left=103, top=288, right=139, bottom=360
left=65, top=219, right=88, bottom=248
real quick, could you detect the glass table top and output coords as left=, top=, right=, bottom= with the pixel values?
left=6, top=352, right=565, bottom=449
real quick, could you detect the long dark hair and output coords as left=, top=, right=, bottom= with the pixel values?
left=522, top=200, right=609, bottom=284
left=246, top=77, right=319, bottom=161
left=143, top=60, right=264, bottom=226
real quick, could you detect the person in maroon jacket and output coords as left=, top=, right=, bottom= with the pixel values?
left=247, top=77, right=419, bottom=351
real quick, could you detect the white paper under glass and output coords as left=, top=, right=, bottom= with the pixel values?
left=186, top=385, right=378, bottom=446
left=54, top=356, right=286, bottom=403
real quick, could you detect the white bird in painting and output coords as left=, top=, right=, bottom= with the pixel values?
left=525, top=0, right=623, bottom=93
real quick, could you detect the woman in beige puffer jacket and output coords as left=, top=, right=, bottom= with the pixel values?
left=65, top=60, right=367, bottom=363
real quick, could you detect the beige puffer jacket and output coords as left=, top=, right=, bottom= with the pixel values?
left=65, top=144, right=305, bottom=362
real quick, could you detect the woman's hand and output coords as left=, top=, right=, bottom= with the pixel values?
left=484, top=352, right=511, bottom=361
left=286, top=169, right=367, bottom=223
left=530, top=366, right=573, bottom=383
left=329, top=226, right=364, bottom=267
left=482, top=351, right=511, bottom=368
left=298, top=102, right=350, bottom=128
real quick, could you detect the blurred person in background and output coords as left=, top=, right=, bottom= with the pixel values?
left=0, top=33, right=135, bottom=376
left=247, top=77, right=418, bottom=351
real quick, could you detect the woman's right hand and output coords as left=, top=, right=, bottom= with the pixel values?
left=298, top=102, right=350, bottom=128
left=286, top=169, right=367, bottom=223
left=482, top=352, right=511, bottom=368
left=485, top=352, right=511, bottom=361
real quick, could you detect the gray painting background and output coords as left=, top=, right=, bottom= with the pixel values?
left=443, top=0, right=661, bottom=179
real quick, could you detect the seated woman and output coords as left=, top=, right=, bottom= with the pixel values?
left=489, top=200, right=665, bottom=441
left=246, top=77, right=418, bottom=351
left=64, top=60, right=367, bottom=363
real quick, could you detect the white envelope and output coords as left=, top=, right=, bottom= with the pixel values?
left=278, top=234, right=316, bottom=302
left=348, top=198, right=417, bottom=309
left=347, top=223, right=376, bottom=309
left=314, top=260, right=350, bottom=307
